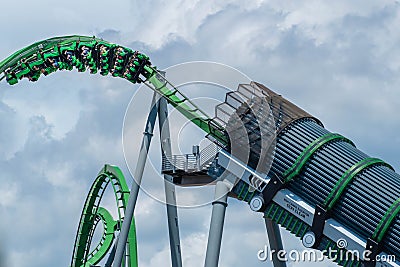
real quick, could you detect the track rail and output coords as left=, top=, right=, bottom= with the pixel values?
left=86, top=207, right=117, bottom=265
left=0, top=35, right=230, bottom=267
left=71, top=164, right=137, bottom=267
left=5, top=35, right=399, bottom=267
left=0, top=35, right=227, bottom=144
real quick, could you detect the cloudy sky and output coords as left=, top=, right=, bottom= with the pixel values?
left=1, top=1, right=400, bottom=267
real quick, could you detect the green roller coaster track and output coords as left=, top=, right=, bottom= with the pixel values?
left=3, top=34, right=400, bottom=267
left=0, top=35, right=227, bottom=145
left=72, top=164, right=137, bottom=267
left=0, top=34, right=231, bottom=267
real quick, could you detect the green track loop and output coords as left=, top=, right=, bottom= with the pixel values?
left=372, top=197, right=400, bottom=243
left=283, top=133, right=355, bottom=183
left=86, top=207, right=117, bottom=265
left=71, top=165, right=137, bottom=267
left=323, top=158, right=394, bottom=211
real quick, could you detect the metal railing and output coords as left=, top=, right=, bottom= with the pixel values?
left=162, top=143, right=219, bottom=173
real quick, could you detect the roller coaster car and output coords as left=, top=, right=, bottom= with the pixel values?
left=78, top=40, right=97, bottom=50
left=59, top=42, right=81, bottom=67
left=110, top=47, right=128, bottom=73
left=93, top=43, right=104, bottom=67
left=60, top=47, right=86, bottom=73
left=37, top=52, right=59, bottom=76
left=77, top=48, right=87, bottom=59
left=100, top=69, right=109, bottom=76
left=98, top=42, right=115, bottom=59
left=42, top=61, right=57, bottom=76
left=124, top=51, right=151, bottom=83
left=137, top=53, right=149, bottom=61
left=18, top=54, right=45, bottom=81
left=59, top=42, right=77, bottom=55
left=78, top=44, right=92, bottom=59
left=14, top=61, right=31, bottom=80
left=136, top=53, right=152, bottom=81
left=60, top=51, right=74, bottom=70
left=42, top=46, right=60, bottom=61
left=26, top=54, right=44, bottom=70
left=114, top=46, right=124, bottom=55
left=28, top=69, right=41, bottom=82
left=5, top=69, right=18, bottom=85
left=88, top=62, right=98, bottom=74
left=122, top=56, right=139, bottom=82
left=75, top=61, right=86, bottom=72
left=1, top=38, right=151, bottom=85
left=78, top=43, right=98, bottom=74
left=97, top=43, right=115, bottom=76
left=98, top=45, right=109, bottom=57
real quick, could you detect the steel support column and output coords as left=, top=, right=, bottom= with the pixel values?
left=204, top=180, right=230, bottom=267
left=158, top=96, right=183, bottom=267
left=265, top=217, right=287, bottom=267
left=112, top=92, right=160, bottom=267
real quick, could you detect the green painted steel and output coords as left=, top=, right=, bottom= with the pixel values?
left=323, top=158, right=394, bottom=211
left=0, top=35, right=230, bottom=267
left=0, top=35, right=227, bottom=144
left=71, top=164, right=137, bottom=267
left=372, top=197, right=400, bottom=243
left=283, top=133, right=355, bottom=183
left=147, top=74, right=227, bottom=144
left=85, top=207, right=117, bottom=266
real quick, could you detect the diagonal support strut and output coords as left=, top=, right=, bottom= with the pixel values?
left=158, top=95, right=183, bottom=267
left=112, top=92, right=160, bottom=267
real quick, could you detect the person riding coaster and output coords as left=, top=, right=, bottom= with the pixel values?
left=2, top=37, right=151, bottom=86
left=98, top=44, right=112, bottom=76
left=5, top=67, right=18, bottom=85
left=79, top=45, right=98, bottom=74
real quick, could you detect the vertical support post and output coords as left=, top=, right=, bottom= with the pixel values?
left=158, top=96, right=183, bottom=267
left=193, top=145, right=200, bottom=171
left=265, top=218, right=287, bottom=267
left=112, top=92, right=160, bottom=267
left=105, top=237, right=118, bottom=267
left=204, top=180, right=230, bottom=267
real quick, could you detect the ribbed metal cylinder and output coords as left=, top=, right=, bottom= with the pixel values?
left=268, top=118, right=400, bottom=258
left=225, top=82, right=400, bottom=261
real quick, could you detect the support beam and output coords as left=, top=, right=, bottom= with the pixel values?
left=158, top=96, right=183, bottom=267
left=265, top=218, right=287, bottom=267
left=104, top=237, right=118, bottom=267
left=204, top=181, right=230, bottom=267
left=112, top=92, right=160, bottom=267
